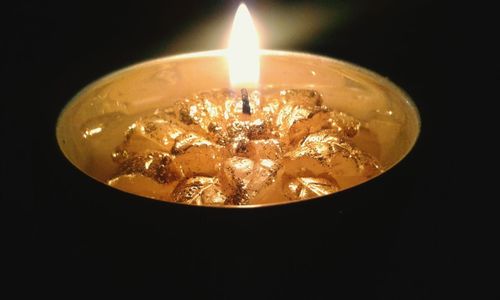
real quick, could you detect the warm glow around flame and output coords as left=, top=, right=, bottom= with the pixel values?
left=228, top=3, right=260, bottom=87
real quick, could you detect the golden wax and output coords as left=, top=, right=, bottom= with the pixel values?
left=56, top=50, right=420, bottom=207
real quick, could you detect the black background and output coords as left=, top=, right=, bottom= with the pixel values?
left=6, top=0, right=459, bottom=298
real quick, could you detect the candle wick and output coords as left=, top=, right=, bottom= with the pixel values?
left=241, top=88, right=251, bottom=115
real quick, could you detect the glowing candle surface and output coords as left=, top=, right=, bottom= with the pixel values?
left=56, top=4, right=420, bottom=207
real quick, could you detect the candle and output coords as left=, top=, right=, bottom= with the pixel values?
left=57, top=4, right=420, bottom=207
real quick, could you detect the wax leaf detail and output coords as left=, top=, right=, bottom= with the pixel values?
left=283, top=176, right=339, bottom=200
left=171, top=176, right=227, bottom=205
left=109, top=89, right=383, bottom=205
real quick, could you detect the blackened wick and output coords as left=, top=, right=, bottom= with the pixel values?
left=241, top=88, right=251, bottom=115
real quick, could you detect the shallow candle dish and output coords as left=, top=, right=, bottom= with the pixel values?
left=56, top=50, right=420, bottom=208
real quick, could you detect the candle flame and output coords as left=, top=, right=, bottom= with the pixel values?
left=228, top=3, right=260, bottom=87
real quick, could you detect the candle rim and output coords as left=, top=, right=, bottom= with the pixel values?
left=62, top=49, right=420, bottom=121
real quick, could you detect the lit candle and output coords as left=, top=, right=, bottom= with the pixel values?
left=57, top=4, right=420, bottom=207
